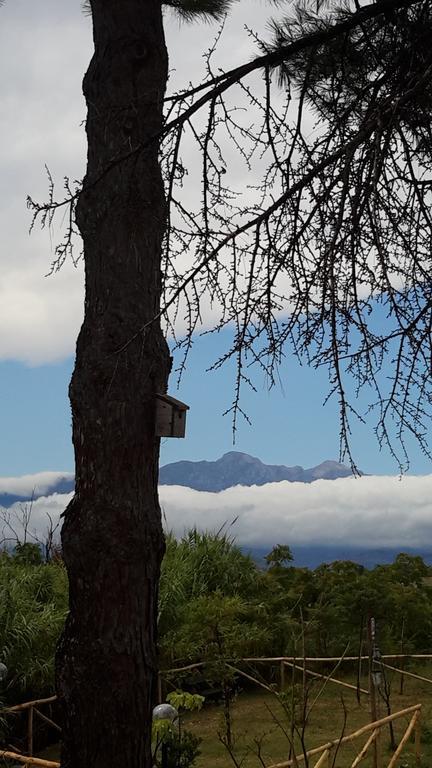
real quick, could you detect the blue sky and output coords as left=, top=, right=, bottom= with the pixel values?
left=1, top=326, right=431, bottom=478
left=0, top=0, right=431, bottom=481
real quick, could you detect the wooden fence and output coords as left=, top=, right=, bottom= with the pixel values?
left=1, top=695, right=59, bottom=766
left=1, top=653, right=431, bottom=767
left=0, top=705, right=422, bottom=768
left=159, top=652, right=432, bottom=701
left=267, top=704, right=422, bottom=768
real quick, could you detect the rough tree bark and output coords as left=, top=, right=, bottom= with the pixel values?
left=55, top=2, right=171, bottom=766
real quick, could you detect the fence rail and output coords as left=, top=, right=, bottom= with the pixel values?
left=0, top=750, right=59, bottom=767
left=2, top=696, right=60, bottom=763
left=267, top=704, right=422, bottom=768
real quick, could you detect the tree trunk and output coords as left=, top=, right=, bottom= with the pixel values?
left=55, top=2, right=170, bottom=767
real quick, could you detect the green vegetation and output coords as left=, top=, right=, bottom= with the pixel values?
left=0, top=547, right=67, bottom=702
left=152, top=692, right=204, bottom=768
left=159, top=532, right=432, bottom=668
left=2, top=530, right=432, bottom=765
left=1, top=533, right=432, bottom=699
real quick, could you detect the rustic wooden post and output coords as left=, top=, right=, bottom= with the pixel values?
left=280, top=660, right=286, bottom=692
left=27, top=704, right=34, bottom=756
left=376, top=726, right=382, bottom=768
left=368, top=616, right=380, bottom=768
left=415, top=711, right=421, bottom=766
left=399, top=619, right=405, bottom=695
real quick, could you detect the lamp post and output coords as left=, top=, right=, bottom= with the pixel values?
left=152, top=703, right=179, bottom=768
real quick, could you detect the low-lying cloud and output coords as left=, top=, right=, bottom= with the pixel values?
left=2, top=474, right=432, bottom=552
left=160, top=475, right=432, bottom=549
left=0, top=472, right=74, bottom=497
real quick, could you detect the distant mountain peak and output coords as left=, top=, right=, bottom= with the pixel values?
left=159, top=452, right=354, bottom=492
left=0, top=454, right=356, bottom=508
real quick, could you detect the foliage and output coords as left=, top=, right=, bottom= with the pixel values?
left=154, top=729, right=202, bottom=768
left=0, top=552, right=68, bottom=700
left=265, top=545, right=294, bottom=569
left=2, top=531, right=432, bottom=705
left=152, top=690, right=203, bottom=768
left=167, top=691, right=205, bottom=712
left=13, top=543, right=43, bottom=567
left=159, top=535, right=432, bottom=667
left=158, top=530, right=260, bottom=644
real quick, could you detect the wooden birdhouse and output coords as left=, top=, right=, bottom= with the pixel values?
left=155, top=394, right=189, bottom=438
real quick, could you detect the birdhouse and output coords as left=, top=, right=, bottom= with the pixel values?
left=155, top=394, right=189, bottom=438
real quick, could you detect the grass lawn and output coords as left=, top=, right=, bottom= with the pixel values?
left=182, top=665, right=432, bottom=767
left=37, top=664, right=432, bottom=767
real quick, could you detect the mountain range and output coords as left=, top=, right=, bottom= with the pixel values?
left=158, top=451, right=354, bottom=491
left=0, top=452, right=353, bottom=507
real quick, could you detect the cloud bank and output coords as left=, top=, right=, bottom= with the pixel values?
left=2, top=474, right=432, bottom=552
left=0, top=472, right=74, bottom=498
left=0, top=1, right=275, bottom=365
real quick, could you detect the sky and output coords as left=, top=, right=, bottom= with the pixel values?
left=1, top=1, right=432, bottom=552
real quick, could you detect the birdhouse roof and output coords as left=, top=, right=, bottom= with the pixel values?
left=156, top=393, right=189, bottom=411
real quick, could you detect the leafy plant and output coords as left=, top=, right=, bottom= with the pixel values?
left=152, top=690, right=203, bottom=768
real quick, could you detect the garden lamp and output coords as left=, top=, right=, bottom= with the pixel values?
left=152, top=703, right=179, bottom=768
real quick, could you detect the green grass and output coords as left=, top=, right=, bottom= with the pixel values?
left=182, top=665, right=432, bottom=767
left=37, top=665, right=432, bottom=767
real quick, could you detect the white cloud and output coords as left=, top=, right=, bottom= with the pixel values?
left=160, top=475, right=432, bottom=549
left=0, top=472, right=73, bottom=497
left=0, top=1, right=284, bottom=365
left=2, top=474, right=432, bottom=552
left=0, top=493, right=73, bottom=549
left=0, top=1, right=90, bottom=364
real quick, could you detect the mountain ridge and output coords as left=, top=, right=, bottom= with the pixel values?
left=158, top=451, right=354, bottom=492
left=0, top=453, right=355, bottom=506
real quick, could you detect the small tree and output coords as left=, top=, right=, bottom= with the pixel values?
left=265, top=545, right=294, bottom=569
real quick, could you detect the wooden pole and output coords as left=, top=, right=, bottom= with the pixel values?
left=313, top=748, right=330, bottom=767
left=5, top=695, right=57, bottom=713
left=350, top=729, right=379, bottom=768
left=160, top=661, right=206, bottom=674
left=0, top=749, right=59, bottom=767
left=399, top=619, right=405, bottom=696
left=387, top=711, right=419, bottom=768
left=33, top=707, right=61, bottom=733
left=280, top=659, right=286, bottom=692
left=415, top=712, right=421, bottom=766
left=239, top=654, right=432, bottom=662
left=368, top=616, right=379, bottom=768
left=225, top=663, right=274, bottom=694
left=382, top=662, right=432, bottom=686
left=27, top=705, right=34, bottom=757
left=283, top=660, right=369, bottom=695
